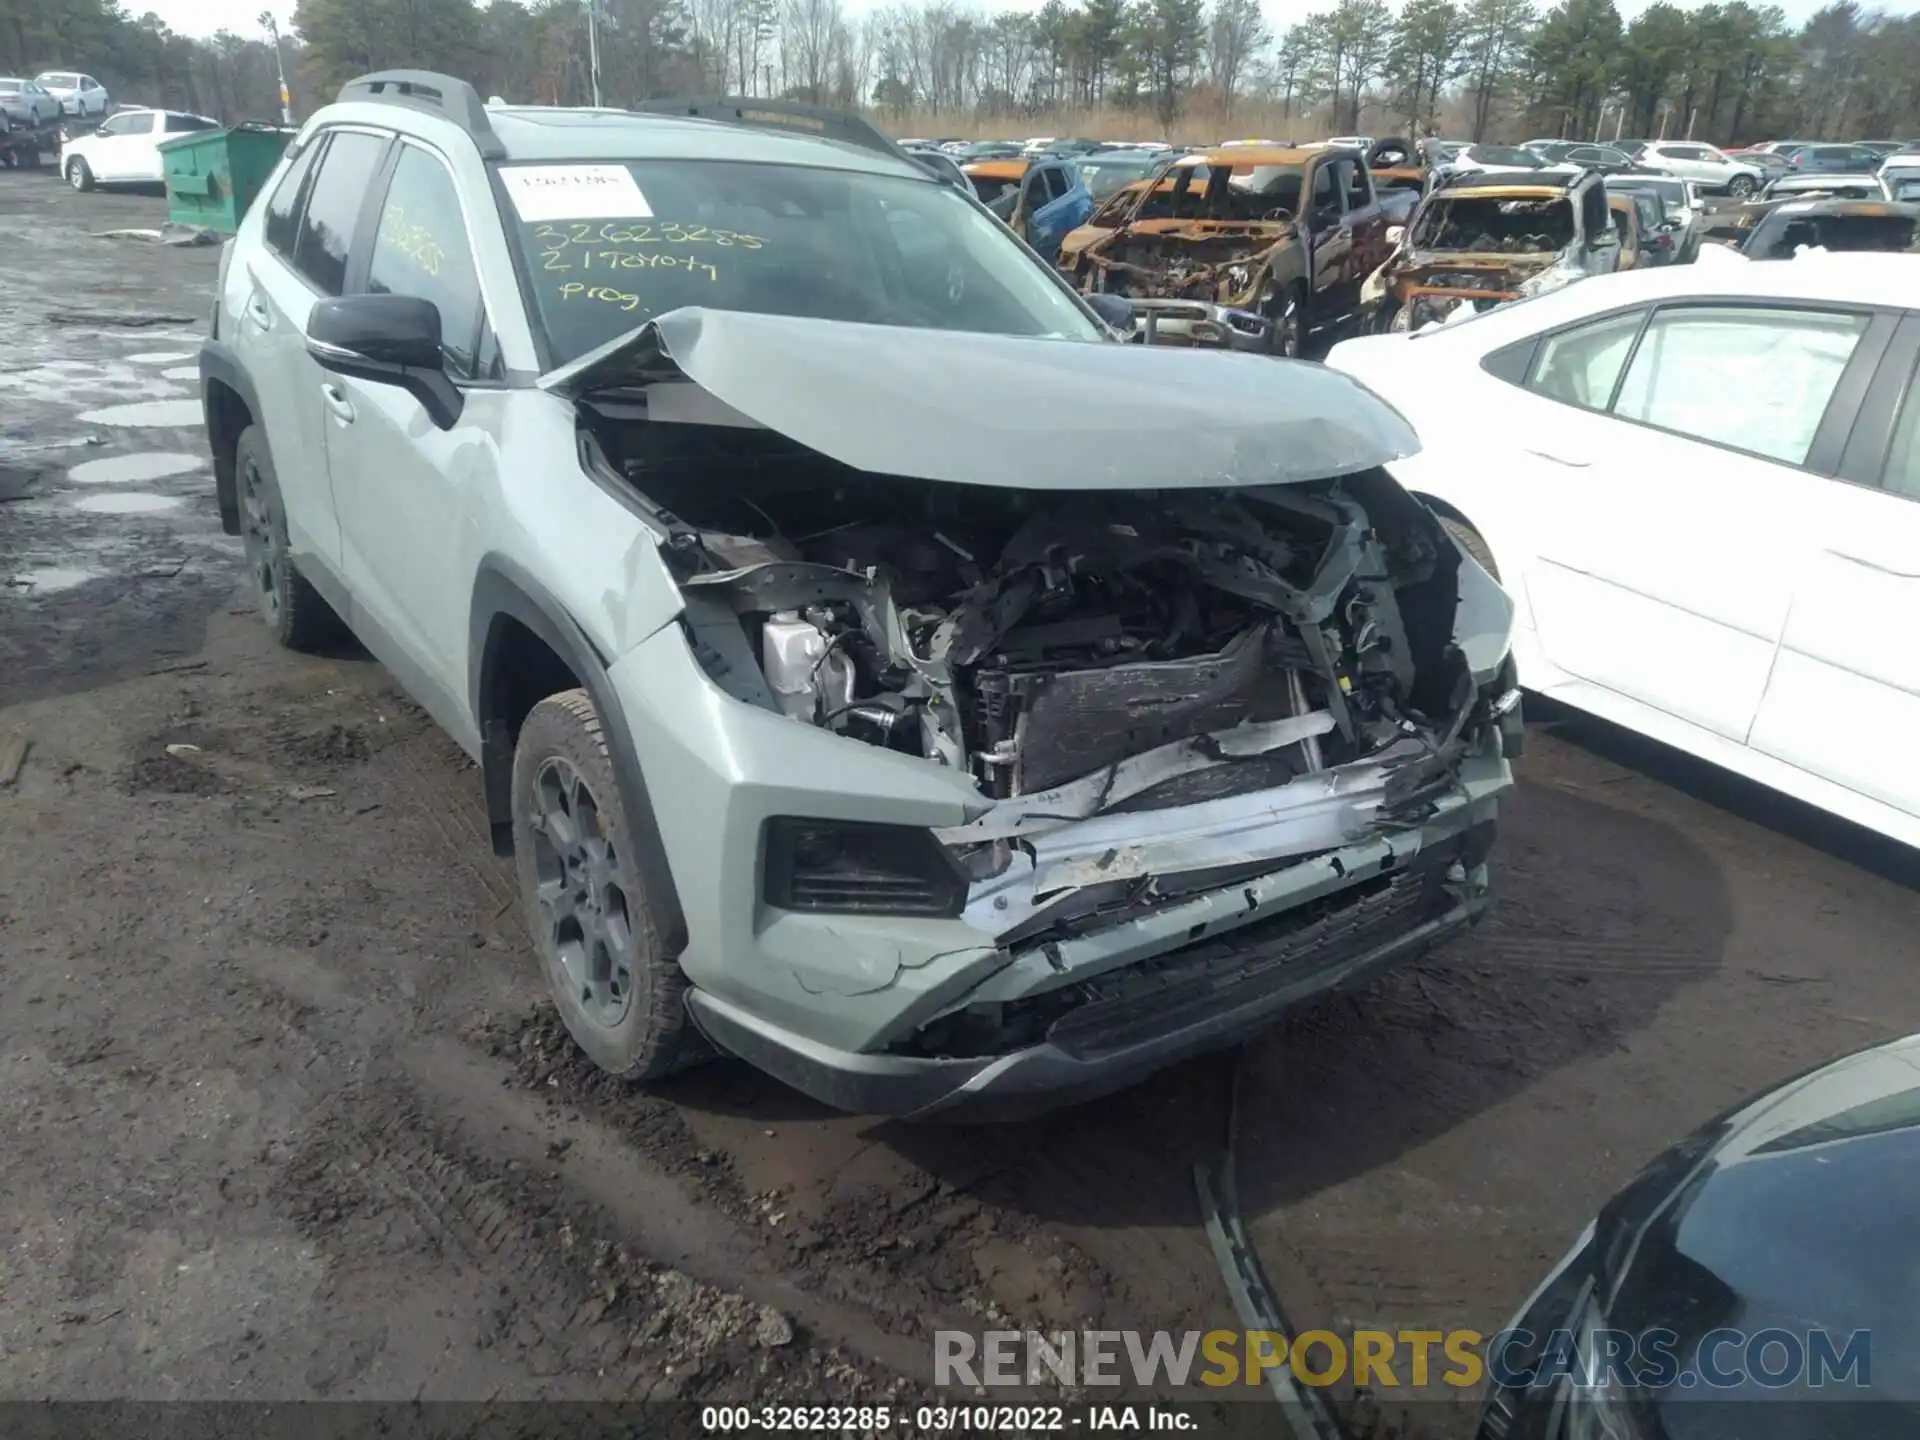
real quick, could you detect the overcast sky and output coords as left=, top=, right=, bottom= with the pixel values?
left=141, top=0, right=1834, bottom=46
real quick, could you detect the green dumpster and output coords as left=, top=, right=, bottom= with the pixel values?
left=157, top=122, right=297, bottom=234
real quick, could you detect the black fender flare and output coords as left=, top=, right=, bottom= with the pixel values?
left=469, top=556, right=688, bottom=956
left=199, top=340, right=263, bottom=535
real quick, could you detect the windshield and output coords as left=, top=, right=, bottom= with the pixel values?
left=501, top=158, right=1102, bottom=366
left=0, top=79, right=24, bottom=91
left=37, top=73, right=77, bottom=87
left=1412, top=194, right=1575, bottom=253
left=1467, top=146, right=1544, bottom=168
left=1613, top=179, right=1685, bottom=209
left=1128, top=161, right=1303, bottom=221
left=1079, top=156, right=1160, bottom=199
left=1744, top=210, right=1920, bottom=259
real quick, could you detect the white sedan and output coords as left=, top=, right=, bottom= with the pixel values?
left=34, top=71, right=109, bottom=117
left=60, top=106, right=218, bottom=189
left=1327, top=255, right=1920, bottom=847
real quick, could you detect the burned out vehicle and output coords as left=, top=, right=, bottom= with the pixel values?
left=1739, top=198, right=1920, bottom=259
left=1372, top=168, right=1622, bottom=332
left=1057, top=144, right=1391, bottom=357
left=202, top=77, right=1518, bottom=1119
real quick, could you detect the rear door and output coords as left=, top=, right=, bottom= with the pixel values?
left=1515, top=299, right=1889, bottom=742
left=234, top=126, right=391, bottom=573
left=1747, top=316, right=1920, bottom=831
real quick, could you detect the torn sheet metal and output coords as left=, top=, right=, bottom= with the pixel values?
left=1195, top=1059, right=1344, bottom=1440
left=945, top=739, right=1429, bottom=938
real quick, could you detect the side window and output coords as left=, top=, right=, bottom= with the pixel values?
left=366, top=144, right=488, bottom=380
left=1037, top=166, right=1068, bottom=202
left=293, top=129, right=385, bottom=297
left=1311, top=163, right=1339, bottom=216
left=94, top=114, right=128, bottom=137
left=1529, top=310, right=1645, bottom=410
left=1612, top=305, right=1871, bottom=467
left=1342, top=159, right=1371, bottom=209
left=263, top=137, right=322, bottom=260
left=1885, top=362, right=1920, bottom=500
left=166, top=114, right=216, bottom=133
left=120, top=112, right=154, bottom=135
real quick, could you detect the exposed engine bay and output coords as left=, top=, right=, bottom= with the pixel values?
left=1092, top=227, right=1294, bottom=304
left=1410, top=195, right=1575, bottom=254
left=581, top=400, right=1479, bottom=833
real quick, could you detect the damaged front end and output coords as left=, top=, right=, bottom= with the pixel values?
left=557, top=309, right=1517, bottom=1115
left=1076, top=220, right=1300, bottom=351
left=1381, top=190, right=1578, bottom=331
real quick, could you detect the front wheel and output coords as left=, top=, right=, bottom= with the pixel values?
left=66, top=157, right=92, bottom=191
left=1727, top=175, right=1755, bottom=199
left=1265, top=284, right=1305, bottom=358
left=511, top=690, right=705, bottom=1080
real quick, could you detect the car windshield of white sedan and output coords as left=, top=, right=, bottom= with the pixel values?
left=1613, top=307, right=1870, bottom=465
left=499, top=159, right=1102, bottom=365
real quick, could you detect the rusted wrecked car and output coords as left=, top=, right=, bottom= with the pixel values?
left=1367, top=168, right=1621, bottom=332
left=1056, top=144, right=1390, bottom=357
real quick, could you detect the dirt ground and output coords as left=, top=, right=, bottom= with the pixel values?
left=3, top=171, right=1918, bottom=1433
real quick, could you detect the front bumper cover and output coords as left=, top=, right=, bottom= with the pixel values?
left=685, top=818, right=1495, bottom=1120
left=1130, top=297, right=1272, bottom=352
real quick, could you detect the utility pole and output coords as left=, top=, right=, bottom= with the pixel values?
left=260, top=10, right=291, bottom=125
left=585, top=0, right=602, bottom=106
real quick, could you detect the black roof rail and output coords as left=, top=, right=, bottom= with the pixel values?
left=631, top=96, right=909, bottom=167
left=338, top=70, right=505, bottom=159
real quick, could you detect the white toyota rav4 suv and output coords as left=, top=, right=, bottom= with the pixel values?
left=197, top=70, right=1519, bottom=1118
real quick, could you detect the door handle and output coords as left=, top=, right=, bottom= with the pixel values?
left=1524, top=447, right=1591, bottom=468
left=321, top=384, right=355, bottom=424
left=245, top=294, right=272, bottom=330
left=1827, top=547, right=1920, bottom=579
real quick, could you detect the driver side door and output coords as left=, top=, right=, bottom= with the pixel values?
left=1307, top=160, right=1351, bottom=321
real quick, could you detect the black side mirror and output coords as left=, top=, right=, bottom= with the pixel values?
left=306, top=294, right=463, bottom=430
left=1084, top=292, right=1133, bottom=332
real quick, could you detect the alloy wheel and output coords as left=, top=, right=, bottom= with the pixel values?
left=528, top=757, right=636, bottom=1029
left=238, top=451, right=283, bottom=624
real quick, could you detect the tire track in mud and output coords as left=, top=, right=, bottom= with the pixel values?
left=276, top=1078, right=934, bottom=1403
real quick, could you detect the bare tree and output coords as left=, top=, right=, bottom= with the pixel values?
left=1208, top=0, right=1271, bottom=118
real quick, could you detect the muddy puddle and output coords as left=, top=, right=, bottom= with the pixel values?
left=72, top=492, right=184, bottom=515
left=67, top=452, right=203, bottom=486
left=77, top=400, right=201, bottom=428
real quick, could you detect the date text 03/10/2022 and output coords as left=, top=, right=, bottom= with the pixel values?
left=699, top=1404, right=1199, bottom=1432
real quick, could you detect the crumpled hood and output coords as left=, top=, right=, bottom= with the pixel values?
left=542, top=306, right=1419, bottom=489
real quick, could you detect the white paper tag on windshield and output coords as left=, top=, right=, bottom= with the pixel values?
left=501, top=165, right=653, bottom=222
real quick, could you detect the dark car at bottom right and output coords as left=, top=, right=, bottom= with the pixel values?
left=1479, top=1031, right=1920, bottom=1440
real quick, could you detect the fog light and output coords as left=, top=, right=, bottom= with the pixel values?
left=763, top=818, right=967, bottom=916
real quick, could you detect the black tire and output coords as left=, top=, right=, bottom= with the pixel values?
left=511, top=690, right=704, bottom=1080
left=66, top=157, right=93, bottom=191
left=1266, top=282, right=1305, bottom=358
left=1440, top=514, right=1500, bottom=580
left=234, top=425, right=346, bottom=651
left=1727, top=175, right=1754, bottom=199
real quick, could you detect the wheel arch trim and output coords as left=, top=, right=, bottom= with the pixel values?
left=199, top=342, right=263, bottom=536
left=469, top=555, right=689, bottom=957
